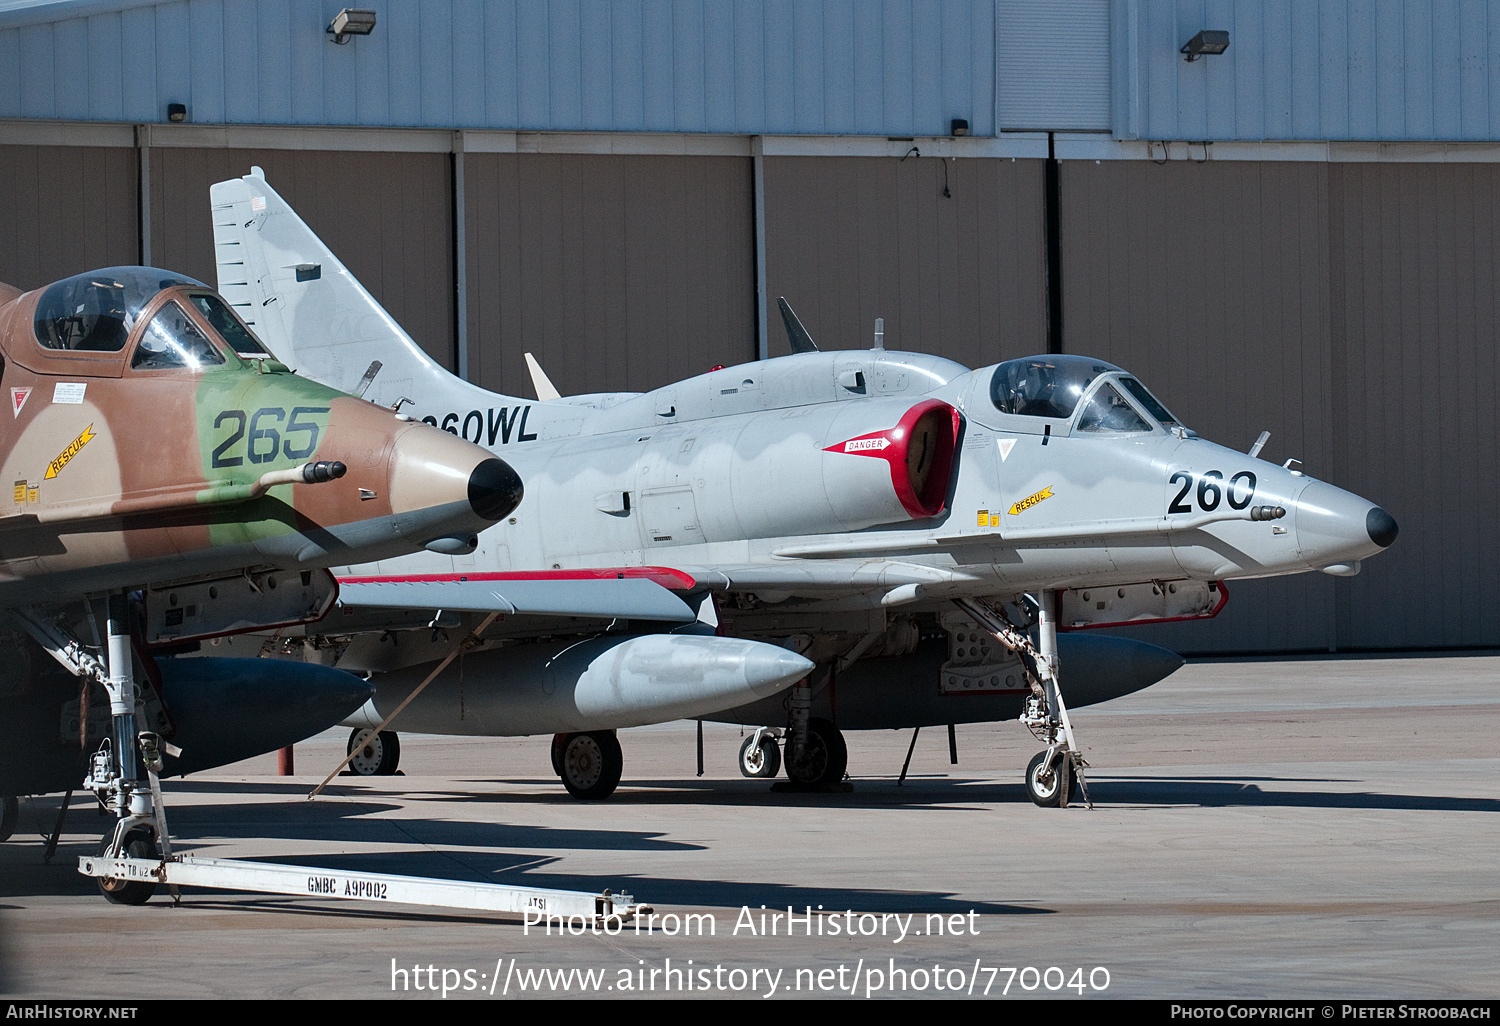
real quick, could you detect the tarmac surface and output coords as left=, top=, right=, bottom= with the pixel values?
left=2, top=652, right=1497, bottom=1000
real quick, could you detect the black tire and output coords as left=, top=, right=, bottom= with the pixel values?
left=784, top=718, right=847, bottom=786
left=96, top=828, right=158, bottom=906
left=347, top=728, right=400, bottom=776
left=557, top=731, right=623, bottom=801
left=550, top=734, right=566, bottom=777
left=738, top=734, right=781, bottom=779
left=0, top=795, right=16, bottom=843
left=1025, top=750, right=1077, bottom=808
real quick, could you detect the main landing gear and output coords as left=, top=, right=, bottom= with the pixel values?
left=346, top=728, right=401, bottom=776
left=954, top=591, right=1092, bottom=809
left=16, top=595, right=182, bottom=897
left=552, top=730, right=623, bottom=800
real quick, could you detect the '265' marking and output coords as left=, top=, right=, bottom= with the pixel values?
left=1168, top=470, right=1257, bottom=514
left=211, top=407, right=326, bottom=468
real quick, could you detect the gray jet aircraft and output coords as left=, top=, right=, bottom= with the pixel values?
left=209, top=169, right=1397, bottom=807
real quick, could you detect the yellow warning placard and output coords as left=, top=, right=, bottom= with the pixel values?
left=45, top=423, right=96, bottom=480
left=1007, top=486, right=1054, bottom=516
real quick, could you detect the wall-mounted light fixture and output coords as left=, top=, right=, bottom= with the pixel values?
left=167, top=103, right=186, bottom=122
left=950, top=118, right=969, bottom=137
left=1181, top=30, right=1230, bottom=61
left=327, top=8, right=377, bottom=44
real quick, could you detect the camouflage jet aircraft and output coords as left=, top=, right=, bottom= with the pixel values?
left=0, top=264, right=519, bottom=891
left=210, top=170, right=1397, bottom=807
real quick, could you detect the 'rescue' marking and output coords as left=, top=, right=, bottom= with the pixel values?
left=1007, top=486, right=1054, bottom=515
left=423, top=406, right=538, bottom=446
left=45, top=423, right=96, bottom=479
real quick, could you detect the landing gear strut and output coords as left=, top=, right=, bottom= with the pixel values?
left=955, top=590, right=1092, bottom=809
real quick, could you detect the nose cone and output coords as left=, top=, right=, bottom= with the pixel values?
left=1366, top=506, right=1399, bottom=548
left=468, top=457, right=524, bottom=521
left=386, top=424, right=514, bottom=524
left=1295, top=480, right=1396, bottom=570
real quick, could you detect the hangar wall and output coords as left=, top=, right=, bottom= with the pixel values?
left=0, top=143, right=136, bottom=288
left=1, top=123, right=1495, bottom=653
left=1063, top=157, right=1500, bottom=653
left=762, top=154, right=1047, bottom=367
left=462, top=152, right=755, bottom=397
left=147, top=147, right=457, bottom=370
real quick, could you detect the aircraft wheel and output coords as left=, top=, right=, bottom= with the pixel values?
left=784, top=718, right=847, bottom=786
left=1025, top=751, right=1076, bottom=808
left=96, top=828, right=159, bottom=906
left=557, top=731, right=622, bottom=801
left=347, top=729, right=401, bottom=776
left=738, top=734, right=781, bottom=779
left=0, top=796, right=17, bottom=843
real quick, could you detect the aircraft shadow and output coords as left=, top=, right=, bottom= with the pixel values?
left=1082, top=777, right=1500, bottom=812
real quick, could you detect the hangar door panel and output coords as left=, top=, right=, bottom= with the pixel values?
left=1060, top=158, right=1337, bottom=654
left=0, top=145, right=137, bottom=290
left=763, top=155, right=1047, bottom=370
left=150, top=148, right=456, bottom=371
left=462, top=153, right=755, bottom=398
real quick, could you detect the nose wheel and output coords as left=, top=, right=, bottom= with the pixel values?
left=95, top=826, right=159, bottom=905
left=1025, top=749, right=1079, bottom=808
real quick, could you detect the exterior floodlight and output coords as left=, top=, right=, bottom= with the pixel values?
left=167, top=103, right=186, bottom=122
left=950, top=118, right=970, bottom=137
left=1181, top=30, right=1230, bottom=61
left=327, top=8, right=377, bottom=44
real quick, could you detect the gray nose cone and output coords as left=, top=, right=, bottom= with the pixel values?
left=468, top=458, right=524, bottom=521
left=1366, top=507, right=1398, bottom=548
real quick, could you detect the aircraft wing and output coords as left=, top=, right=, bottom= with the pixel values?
left=336, top=569, right=698, bottom=622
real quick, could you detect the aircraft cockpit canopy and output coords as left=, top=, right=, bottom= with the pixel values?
left=988, top=355, right=1183, bottom=434
left=33, top=267, right=204, bottom=354
left=32, top=267, right=274, bottom=371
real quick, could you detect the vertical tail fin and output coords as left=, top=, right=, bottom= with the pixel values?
left=209, top=169, right=513, bottom=412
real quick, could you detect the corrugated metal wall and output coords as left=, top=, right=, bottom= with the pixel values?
left=0, top=143, right=137, bottom=289
left=0, top=0, right=1001, bottom=137
left=146, top=147, right=457, bottom=369
left=762, top=155, right=1047, bottom=368
left=462, top=152, right=756, bottom=397
left=996, top=0, right=1110, bottom=130
left=1129, top=0, right=1500, bottom=142
left=12, top=1, right=1500, bottom=143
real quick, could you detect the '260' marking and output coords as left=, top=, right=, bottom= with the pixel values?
left=211, top=407, right=326, bottom=468
left=1168, top=470, right=1257, bottom=514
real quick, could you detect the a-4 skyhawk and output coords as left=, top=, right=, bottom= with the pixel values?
left=210, top=169, right=1397, bottom=807
left=0, top=264, right=519, bottom=897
